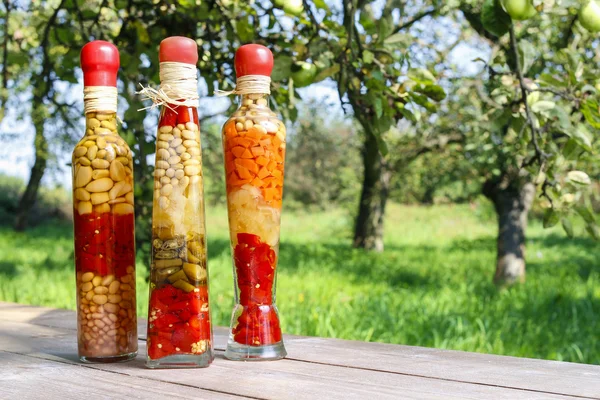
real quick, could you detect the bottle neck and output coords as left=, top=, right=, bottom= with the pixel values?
left=238, top=93, right=270, bottom=110
left=85, top=111, right=118, bottom=136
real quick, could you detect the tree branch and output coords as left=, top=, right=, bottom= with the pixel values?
left=509, top=24, right=548, bottom=165
left=391, top=7, right=438, bottom=35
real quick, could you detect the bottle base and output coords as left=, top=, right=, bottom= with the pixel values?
left=225, top=340, right=287, bottom=361
left=80, top=351, right=137, bottom=363
left=146, top=352, right=213, bottom=369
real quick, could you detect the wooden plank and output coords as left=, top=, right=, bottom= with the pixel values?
left=3, top=302, right=599, bottom=399
left=0, top=319, right=579, bottom=400
left=279, top=337, right=600, bottom=399
left=0, top=351, right=245, bottom=400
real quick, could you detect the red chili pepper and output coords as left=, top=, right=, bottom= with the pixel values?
left=147, top=334, right=176, bottom=359
left=176, top=107, right=192, bottom=125
left=74, top=212, right=134, bottom=278
left=159, top=107, right=177, bottom=128
left=237, top=233, right=262, bottom=247
left=232, top=234, right=282, bottom=346
left=153, top=313, right=180, bottom=331
left=147, top=283, right=212, bottom=359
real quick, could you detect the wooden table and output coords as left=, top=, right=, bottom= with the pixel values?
left=0, top=302, right=599, bottom=399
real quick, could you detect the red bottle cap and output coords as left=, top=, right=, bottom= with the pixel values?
left=234, top=44, right=274, bottom=77
left=159, top=36, right=198, bottom=65
left=80, top=41, right=119, bottom=87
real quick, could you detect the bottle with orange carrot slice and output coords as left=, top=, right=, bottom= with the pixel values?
left=221, top=44, right=287, bottom=361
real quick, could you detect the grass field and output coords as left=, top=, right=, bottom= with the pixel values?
left=1, top=202, right=599, bottom=365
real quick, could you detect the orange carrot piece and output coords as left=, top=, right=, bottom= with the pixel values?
left=236, top=164, right=254, bottom=180
left=225, top=160, right=236, bottom=174
left=257, top=167, right=270, bottom=180
left=250, top=146, right=265, bottom=157
left=271, top=169, right=282, bottom=179
left=231, top=146, right=246, bottom=158
left=255, top=156, right=268, bottom=166
left=232, top=137, right=256, bottom=148
left=262, top=176, right=276, bottom=186
left=246, top=127, right=265, bottom=140
left=263, top=188, right=276, bottom=202
left=259, top=138, right=271, bottom=147
left=267, top=160, right=277, bottom=171
left=251, top=177, right=265, bottom=187
left=229, top=175, right=251, bottom=186
left=241, top=149, right=253, bottom=159
left=272, top=136, right=282, bottom=148
left=235, top=158, right=259, bottom=174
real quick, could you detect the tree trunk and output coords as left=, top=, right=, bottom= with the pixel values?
left=353, top=130, right=391, bottom=252
left=484, top=179, right=535, bottom=287
left=14, top=107, right=48, bottom=231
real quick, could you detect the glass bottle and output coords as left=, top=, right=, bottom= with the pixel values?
left=223, top=44, right=287, bottom=361
left=146, top=36, right=213, bottom=368
left=74, top=41, right=137, bottom=362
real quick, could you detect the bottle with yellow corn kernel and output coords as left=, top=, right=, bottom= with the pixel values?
left=221, top=44, right=287, bottom=361
left=144, top=37, right=213, bottom=368
left=73, top=41, right=137, bottom=363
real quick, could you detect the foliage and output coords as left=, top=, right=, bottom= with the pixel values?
left=434, top=1, right=600, bottom=241
left=284, top=100, right=362, bottom=210
left=0, top=173, right=70, bottom=225
left=1, top=203, right=599, bottom=364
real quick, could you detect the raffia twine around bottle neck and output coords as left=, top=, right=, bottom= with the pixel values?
left=215, top=75, right=271, bottom=97
left=84, top=86, right=118, bottom=114
left=137, top=61, right=200, bottom=110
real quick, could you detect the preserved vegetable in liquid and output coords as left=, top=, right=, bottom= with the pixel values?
left=74, top=41, right=137, bottom=362
left=222, top=44, right=287, bottom=360
left=144, top=36, right=213, bottom=368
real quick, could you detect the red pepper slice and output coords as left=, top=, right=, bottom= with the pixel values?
left=153, top=313, right=180, bottom=331
left=171, top=323, right=201, bottom=352
left=237, top=233, right=262, bottom=247
left=148, top=335, right=176, bottom=359
left=159, top=107, right=177, bottom=128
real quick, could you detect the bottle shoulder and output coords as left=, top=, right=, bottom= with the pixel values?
left=225, top=105, right=285, bottom=134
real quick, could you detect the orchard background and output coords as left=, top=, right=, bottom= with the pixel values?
left=1, top=0, right=600, bottom=364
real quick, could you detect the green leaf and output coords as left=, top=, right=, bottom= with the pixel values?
left=416, top=84, right=446, bottom=102
left=398, top=107, right=418, bottom=123
left=538, top=73, right=568, bottom=88
left=408, top=68, right=435, bottom=85
left=373, top=97, right=383, bottom=118
left=567, top=170, right=592, bottom=185
left=562, top=138, right=580, bottom=159
left=575, top=205, right=596, bottom=223
left=384, top=32, right=405, bottom=45
left=581, top=98, right=600, bottom=129
left=543, top=209, right=559, bottom=228
left=518, top=40, right=536, bottom=75
left=567, top=125, right=593, bottom=153
left=363, top=50, right=375, bottom=64
left=530, top=100, right=555, bottom=113
left=562, top=218, right=574, bottom=238
left=236, top=17, right=254, bottom=43
left=313, top=64, right=340, bottom=83
left=313, top=0, right=330, bottom=11
left=481, top=0, right=511, bottom=37
left=272, top=55, right=293, bottom=81
left=586, top=224, right=600, bottom=241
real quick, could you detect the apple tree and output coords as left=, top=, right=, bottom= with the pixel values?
left=456, top=0, right=600, bottom=285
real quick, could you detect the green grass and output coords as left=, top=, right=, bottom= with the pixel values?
left=1, top=202, right=599, bottom=364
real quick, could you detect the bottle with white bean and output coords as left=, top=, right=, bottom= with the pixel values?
left=74, top=41, right=137, bottom=362
left=145, top=36, right=213, bottom=368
